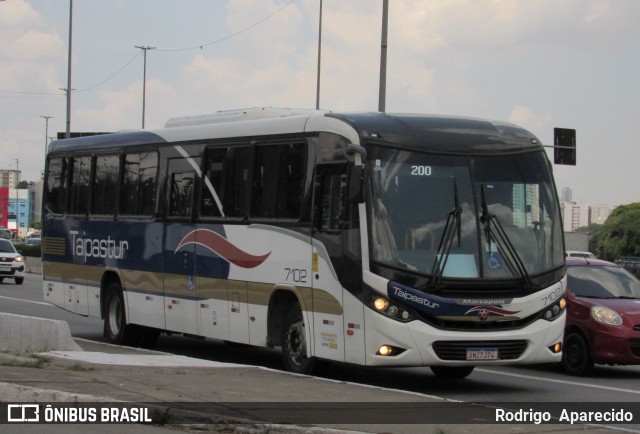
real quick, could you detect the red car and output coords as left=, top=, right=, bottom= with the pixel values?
left=562, top=257, right=640, bottom=375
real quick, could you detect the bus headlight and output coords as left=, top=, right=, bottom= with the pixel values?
left=542, top=298, right=566, bottom=321
left=367, top=290, right=416, bottom=323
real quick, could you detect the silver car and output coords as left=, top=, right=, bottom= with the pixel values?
left=0, top=239, right=25, bottom=285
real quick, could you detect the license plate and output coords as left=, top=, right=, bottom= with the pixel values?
left=467, top=348, right=498, bottom=360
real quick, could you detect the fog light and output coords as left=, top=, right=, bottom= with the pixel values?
left=387, top=305, right=399, bottom=317
left=377, top=345, right=393, bottom=356
left=373, top=297, right=389, bottom=311
left=548, top=342, right=562, bottom=354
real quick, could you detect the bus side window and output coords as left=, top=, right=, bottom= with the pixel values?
left=120, top=152, right=158, bottom=216
left=91, top=155, right=119, bottom=216
left=167, top=157, right=197, bottom=218
left=45, top=157, right=69, bottom=214
left=224, top=146, right=250, bottom=218
left=316, top=165, right=347, bottom=233
left=201, top=147, right=227, bottom=218
left=68, top=156, right=91, bottom=216
left=251, top=143, right=306, bottom=219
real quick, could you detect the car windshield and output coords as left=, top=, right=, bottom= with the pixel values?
left=0, top=239, right=16, bottom=253
left=367, top=147, right=564, bottom=282
left=567, top=265, right=640, bottom=299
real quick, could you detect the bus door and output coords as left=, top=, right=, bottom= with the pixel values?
left=164, top=157, right=199, bottom=336
left=65, top=155, right=91, bottom=316
left=312, top=164, right=352, bottom=362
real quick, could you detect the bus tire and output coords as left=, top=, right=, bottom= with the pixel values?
left=104, top=282, right=137, bottom=346
left=281, top=303, right=315, bottom=375
left=562, top=332, right=593, bottom=376
left=430, top=365, right=475, bottom=379
left=14, top=277, right=24, bottom=285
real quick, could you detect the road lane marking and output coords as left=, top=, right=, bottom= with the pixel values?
left=477, top=367, right=640, bottom=395
left=0, top=295, right=53, bottom=307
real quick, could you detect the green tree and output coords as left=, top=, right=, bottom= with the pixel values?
left=596, top=203, right=640, bottom=260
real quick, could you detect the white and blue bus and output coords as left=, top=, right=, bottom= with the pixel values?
left=42, top=108, right=566, bottom=378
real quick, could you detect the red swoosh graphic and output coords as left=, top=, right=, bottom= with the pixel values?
left=464, top=306, right=521, bottom=316
left=176, top=229, right=271, bottom=268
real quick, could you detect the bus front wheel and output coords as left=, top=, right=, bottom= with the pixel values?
left=281, top=303, right=315, bottom=375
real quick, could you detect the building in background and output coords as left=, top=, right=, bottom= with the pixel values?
left=7, top=188, right=31, bottom=239
left=560, top=200, right=612, bottom=232
left=561, top=187, right=573, bottom=203
left=0, top=169, right=21, bottom=189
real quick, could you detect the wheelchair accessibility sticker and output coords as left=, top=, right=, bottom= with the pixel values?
left=487, top=251, right=503, bottom=269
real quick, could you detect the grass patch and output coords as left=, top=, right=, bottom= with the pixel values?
left=0, top=354, right=51, bottom=369
left=67, top=362, right=97, bottom=372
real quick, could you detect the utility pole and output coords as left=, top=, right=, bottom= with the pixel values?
left=65, top=0, right=73, bottom=138
left=135, top=45, right=156, bottom=129
left=40, top=115, right=53, bottom=161
left=315, top=0, right=323, bottom=110
left=378, top=0, right=389, bottom=113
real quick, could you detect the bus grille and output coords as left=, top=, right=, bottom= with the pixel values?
left=432, top=340, right=528, bottom=361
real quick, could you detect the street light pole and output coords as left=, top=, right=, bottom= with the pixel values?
left=40, top=115, right=53, bottom=161
left=135, top=45, right=156, bottom=129
left=378, top=0, right=389, bottom=113
left=65, top=0, right=73, bottom=138
left=315, top=0, right=323, bottom=110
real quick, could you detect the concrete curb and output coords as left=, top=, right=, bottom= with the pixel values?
left=0, top=313, right=82, bottom=353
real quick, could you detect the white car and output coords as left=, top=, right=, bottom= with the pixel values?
left=0, top=239, right=25, bottom=285
left=566, top=250, right=596, bottom=259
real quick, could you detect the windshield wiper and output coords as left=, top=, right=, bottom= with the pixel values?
left=429, top=178, right=462, bottom=288
left=480, top=185, right=536, bottom=291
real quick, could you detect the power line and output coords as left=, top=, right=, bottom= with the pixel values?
left=1, top=0, right=297, bottom=96
left=156, top=0, right=296, bottom=52
left=75, top=51, right=142, bottom=93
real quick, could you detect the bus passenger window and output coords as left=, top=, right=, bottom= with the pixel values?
left=169, top=172, right=195, bottom=217
left=202, top=148, right=227, bottom=217
left=224, top=146, right=250, bottom=218
left=120, top=152, right=158, bottom=216
left=68, top=156, right=91, bottom=215
left=251, top=143, right=306, bottom=219
left=45, top=157, right=68, bottom=214
left=91, top=155, right=119, bottom=216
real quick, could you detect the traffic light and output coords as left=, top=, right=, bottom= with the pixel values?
left=554, top=128, right=576, bottom=165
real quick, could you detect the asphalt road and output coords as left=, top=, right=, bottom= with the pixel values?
left=3, top=273, right=640, bottom=432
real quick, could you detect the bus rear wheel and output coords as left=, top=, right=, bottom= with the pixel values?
left=104, top=282, right=137, bottom=346
left=430, top=365, right=475, bottom=379
left=281, top=303, right=315, bottom=375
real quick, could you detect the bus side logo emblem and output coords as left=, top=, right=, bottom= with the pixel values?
left=175, top=229, right=271, bottom=268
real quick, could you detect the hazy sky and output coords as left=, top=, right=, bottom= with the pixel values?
left=2, top=0, right=639, bottom=207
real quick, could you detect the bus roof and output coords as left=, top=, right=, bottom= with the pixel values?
left=48, top=110, right=542, bottom=155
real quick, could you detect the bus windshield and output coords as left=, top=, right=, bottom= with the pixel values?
left=368, top=146, right=564, bottom=283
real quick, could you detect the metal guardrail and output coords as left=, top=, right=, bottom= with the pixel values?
left=616, top=256, right=640, bottom=270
